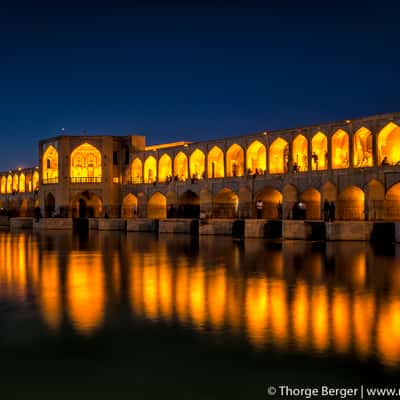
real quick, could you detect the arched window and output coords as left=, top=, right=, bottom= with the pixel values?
left=0, top=176, right=6, bottom=194
left=158, top=154, right=172, bottom=183
left=246, top=140, right=266, bottom=174
left=42, top=145, right=59, bottom=184
left=174, top=152, right=189, bottom=180
left=12, top=174, right=18, bottom=192
left=331, top=129, right=349, bottom=169
left=19, top=173, right=25, bottom=193
left=6, top=175, right=12, bottom=194
left=377, top=122, right=400, bottom=165
left=353, top=127, right=373, bottom=167
left=269, top=138, right=288, bottom=174
left=189, top=149, right=205, bottom=179
left=292, top=135, right=308, bottom=172
left=226, top=144, right=244, bottom=177
left=70, top=143, right=102, bottom=183
left=131, top=158, right=143, bottom=183
left=207, top=146, right=224, bottom=178
left=311, top=132, right=328, bottom=171
left=144, top=156, right=157, bottom=183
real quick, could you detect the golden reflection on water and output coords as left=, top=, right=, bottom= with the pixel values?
left=3, top=233, right=400, bottom=368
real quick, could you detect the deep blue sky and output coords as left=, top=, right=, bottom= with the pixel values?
left=0, top=0, right=399, bottom=169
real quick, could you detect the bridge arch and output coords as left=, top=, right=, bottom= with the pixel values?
left=131, top=158, right=143, bottom=183
left=147, top=192, right=167, bottom=219
left=121, top=193, right=138, bottom=218
left=158, top=154, right=172, bottom=183
left=269, top=138, right=288, bottom=174
left=378, top=122, right=400, bottom=165
left=6, top=175, right=12, bottom=194
left=300, top=188, right=321, bottom=220
left=144, top=155, right=157, bottom=183
left=177, top=190, right=200, bottom=218
left=189, top=149, right=205, bottom=179
left=385, top=183, right=400, bottom=220
left=366, top=179, right=384, bottom=220
left=42, top=145, right=59, bottom=183
left=331, top=129, right=349, bottom=169
left=292, top=134, right=308, bottom=172
left=353, top=127, right=373, bottom=167
left=255, top=186, right=282, bottom=219
left=0, top=176, right=6, bottom=194
left=207, top=146, right=224, bottom=178
left=226, top=144, right=244, bottom=177
left=311, top=131, right=328, bottom=170
left=174, top=151, right=189, bottom=181
left=246, top=140, right=266, bottom=174
left=337, top=186, right=364, bottom=220
left=70, top=143, right=102, bottom=182
left=213, top=188, right=238, bottom=218
left=70, top=191, right=103, bottom=218
left=19, top=173, right=25, bottom=192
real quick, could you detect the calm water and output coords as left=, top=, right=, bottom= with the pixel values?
left=1, top=230, right=400, bottom=398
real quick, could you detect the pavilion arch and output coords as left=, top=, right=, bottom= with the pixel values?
left=213, top=188, right=238, bottom=218
left=353, top=127, right=373, bottom=167
left=331, top=129, right=349, bottom=169
left=292, top=134, right=308, bottom=172
left=158, top=154, right=172, bottom=183
left=144, top=155, right=157, bottom=183
left=385, top=183, right=400, bottom=220
left=226, top=144, right=244, bottom=177
left=337, top=186, right=365, bottom=220
left=378, top=122, right=400, bottom=165
left=42, top=145, right=59, bottom=183
left=246, top=140, right=266, bottom=174
left=70, top=191, right=103, bottom=218
left=300, top=188, right=321, bottom=220
left=207, top=146, right=224, bottom=178
left=255, top=187, right=282, bottom=219
left=121, top=193, right=138, bottom=218
left=19, top=173, right=25, bottom=192
left=147, top=192, right=167, bottom=219
left=6, top=175, right=12, bottom=194
left=174, top=152, right=189, bottom=180
left=0, top=176, right=6, bottom=194
left=366, top=179, right=385, bottom=220
left=70, top=143, right=102, bottom=181
left=32, top=171, right=39, bottom=191
left=269, top=138, right=288, bottom=174
left=177, top=190, right=200, bottom=218
left=131, top=158, right=143, bottom=183
left=311, top=132, right=328, bottom=170
left=12, top=174, right=18, bottom=192
left=190, top=149, right=205, bottom=179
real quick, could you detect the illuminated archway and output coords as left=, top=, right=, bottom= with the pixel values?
left=0, top=176, right=6, bottom=194
left=226, top=144, right=244, bottom=177
left=367, top=179, right=384, bottom=220
left=300, top=188, right=321, bottom=220
left=332, top=129, right=349, bottom=169
left=269, top=138, right=288, bottom=174
left=311, top=132, right=328, bottom=170
left=385, top=183, right=400, bottom=220
left=158, top=154, right=172, bottom=183
left=131, top=158, right=143, bottom=183
left=322, top=181, right=337, bottom=202
left=353, top=127, right=373, bottom=167
left=378, top=122, right=400, bottom=165
left=19, top=173, right=25, bottom=193
left=32, top=171, right=39, bottom=191
left=213, top=188, right=238, bottom=218
left=255, top=187, right=282, bottom=219
left=292, top=135, right=308, bottom=172
left=12, top=174, right=18, bottom=192
left=42, top=145, right=59, bottom=183
left=70, top=143, right=102, bottom=182
left=122, top=193, right=138, bottom=218
left=144, top=156, right=157, bottom=183
left=147, top=192, right=167, bottom=219
left=337, top=186, right=364, bottom=220
left=190, top=149, right=205, bottom=179
left=246, top=140, right=266, bottom=174
left=174, top=152, right=189, bottom=180
left=207, top=146, right=224, bottom=178
left=6, top=175, right=12, bottom=194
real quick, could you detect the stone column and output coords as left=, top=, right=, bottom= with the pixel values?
left=327, top=133, right=332, bottom=170
left=372, top=129, right=378, bottom=167
left=308, top=134, right=313, bottom=172
left=348, top=130, right=354, bottom=168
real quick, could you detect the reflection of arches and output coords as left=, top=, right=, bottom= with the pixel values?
left=144, top=156, right=157, bottom=183
left=378, top=122, right=400, bottom=165
left=226, top=144, right=244, bottom=177
left=45, top=193, right=56, bottom=217
left=19, top=173, right=25, bottom=193
left=122, top=193, right=138, bottom=218
left=246, top=140, right=266, bottom=174
left=256, top=187, right=282, bottom=219
left=147, top=192, right=167, bottom=219
left=207, top=146, right=224, bottom=178
left=385, top=183, right=400, bottom=220
left=131, top=158, right=143, bottom=183
left=300, top=188, right=321, bottom=220
left=158, top=154, right=172, bottom=183
left=269, top=138, right=288, bottom=174
left=174, top=152, right=189, bottom=180
left=190, top=149, right=205, bottom=179
left=353, top=127, right=373, bottom=167
left=311, top=132, right=328, bottom=170
left=0, top=176, right=6, bottom=194
left=70, top=192, right=103, bottom=218
left=366, top=179, right=384, bottom=220
left=331, top=129, right=349, bottom=169
left=292, top=134, right=308, bottom=172
left=338, top=186, right=364, bottom=220
left=42, top=145, right=59, bottom=183
left=70, top=143, right=102, bottom=182
left=177, top=190, right=200, bottom=218
left=213, top=188, right=238, bottom=218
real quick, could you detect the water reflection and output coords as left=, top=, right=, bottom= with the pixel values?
left=1, top=232, right=400, bottom=368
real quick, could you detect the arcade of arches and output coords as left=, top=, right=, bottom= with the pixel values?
left=42, top=145, right=59, bottom=183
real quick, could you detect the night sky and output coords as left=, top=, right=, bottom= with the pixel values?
left=0, top=0, right=399, bottom=170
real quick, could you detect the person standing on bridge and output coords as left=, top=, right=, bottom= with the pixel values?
left=256, top=200, right=264, bottom=219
